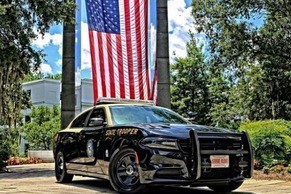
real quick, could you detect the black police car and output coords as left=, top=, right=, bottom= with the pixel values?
left=54, top=98, right=253, bottom=193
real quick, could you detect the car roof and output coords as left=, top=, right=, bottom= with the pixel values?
left=98, top=103, right=153, bottom=107
left=95, top=97, right=154, bottom=105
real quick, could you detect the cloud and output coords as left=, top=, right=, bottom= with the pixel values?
left=40, top=63, right=53, bottom=74
left=80, top=22, right=92, bottom=70
left=32, top=32, right=62, bottom=51
left=168, top=0, right=197, bottom=63
left=56, top=59, right=62, bottom=67
left=149, top=22, right=156, bottom=70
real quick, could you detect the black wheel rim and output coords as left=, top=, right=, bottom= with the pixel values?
left=115, top=153, right=139, bottom=188
left=56, top=154, right=64, bottom=177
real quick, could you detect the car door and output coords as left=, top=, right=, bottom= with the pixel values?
left=79, top=107, right=107, bottom=175
left=65, top=109, right=92, bottom=172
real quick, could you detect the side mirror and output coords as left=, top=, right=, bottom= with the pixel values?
left=88, top=118, right=105, bottom=127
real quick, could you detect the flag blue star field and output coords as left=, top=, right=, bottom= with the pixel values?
left=85, top=0, right=153, bottom=102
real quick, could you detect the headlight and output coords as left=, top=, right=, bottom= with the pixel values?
left=141, top=137, right=179, bottom=150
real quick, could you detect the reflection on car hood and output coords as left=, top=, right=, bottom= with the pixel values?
left=137, top=123, right=240, bottom=138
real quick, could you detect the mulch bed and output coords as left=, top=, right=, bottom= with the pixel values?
left=7, top=157, right=43, bottom=166
left=253, top=170, right=291, bottom=181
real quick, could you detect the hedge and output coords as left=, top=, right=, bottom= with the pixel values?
left=240, top=120, right=291, bottom=167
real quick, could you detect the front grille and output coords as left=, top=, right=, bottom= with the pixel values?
left=199, top=137, right=242, bottom=151
left=178, top=139, right=190, bottom=153
left=154, top=168, right=185, bottom=179
left=178, top=135, right=242, bottom=153
left=201, top=167, right=240, bottom=179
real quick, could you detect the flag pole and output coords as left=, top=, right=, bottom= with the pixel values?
left=61, top=0, right=76, bottom=129
left=156, top=0, right=171, bottom=108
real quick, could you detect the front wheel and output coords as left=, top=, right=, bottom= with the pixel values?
left=109, top=148, right=145, bottom=194
left=55, top=151, right=74, bottom=183
left=208, top=181, right=243, bottom=193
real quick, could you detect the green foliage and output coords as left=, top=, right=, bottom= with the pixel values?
left=24, top=73, right=62, bottom=82
left=171, top=33, right=211, bottom=125
left=192, top=0, right=291, bottom=121
left=23, top=105, right=61, bottom=150
left=253, top=129, right=285, bottom=167
left=0, top=126, right=9, bottom=170
left=240, top=120, right=291, bottom=167
left=240, top=120, right=289, bottom=137
left=0, top=1, right=75, bottom=127
left=0, top=126, right=19, bottom=171
left=0, top=5, right=8, bottom=15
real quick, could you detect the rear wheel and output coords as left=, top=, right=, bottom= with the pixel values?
left=55, top=151, right=74, bottom=183
left=109, top=148, right=145, bottom=193
left=208, top=181, right=243, bottom=193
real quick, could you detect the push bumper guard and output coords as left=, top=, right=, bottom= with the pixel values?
left=138, top=130, right=253, bottom=184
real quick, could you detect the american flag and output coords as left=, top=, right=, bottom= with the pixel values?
left=85, top=0, right=152, bottom=103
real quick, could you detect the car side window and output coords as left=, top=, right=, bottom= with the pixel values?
left=87, top=108, right=106, bottom=127
left=71, top=110, right=91, bottom=128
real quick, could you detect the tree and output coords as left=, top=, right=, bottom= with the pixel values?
left=24, top=72, right=62, bottom=82
left=23, top=105, right=61, bottom=150
left=171, top=34, right=211, bottom=125
left=0, top=1, right=75, bottom=127
left=192, top=0, right=291, bottom=121
left=207, top=63, right=233, bottom=128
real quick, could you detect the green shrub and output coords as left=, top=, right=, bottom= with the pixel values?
left=240, top=120, right=289, bottom=137
left=0, top=127, right=9, bottom=171
left=240, top=120, right=291, bottom=167
left=23, top=105, right=60, bottom=150
left=0, top=126, right=21, bottom=171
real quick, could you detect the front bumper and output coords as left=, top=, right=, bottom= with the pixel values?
left=137, top=131, right=253, bottom=185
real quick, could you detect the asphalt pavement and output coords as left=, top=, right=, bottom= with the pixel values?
left=0, top=163, right=290, bottom=194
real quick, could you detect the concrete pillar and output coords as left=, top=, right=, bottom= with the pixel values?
left=157, top=0, right=171, bottom=108
left=61, top=20, right=76, bottom=129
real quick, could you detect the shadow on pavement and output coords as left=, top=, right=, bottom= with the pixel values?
left=67, top=179, right=116, bottom=193
left=1, top=164, right=254, bottom=194
left=0, top=168, right=54, bottom=179
left=68, top=179, right=254, bottom=194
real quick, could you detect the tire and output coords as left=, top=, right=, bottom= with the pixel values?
left=109, top=148, right=145, bottom=194
left=208, top=181, right=243, bottom=193
left=55, top=151, right=74, bottom=183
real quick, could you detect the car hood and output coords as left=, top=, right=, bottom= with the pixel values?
left=137, top=123, right=240, bottom=139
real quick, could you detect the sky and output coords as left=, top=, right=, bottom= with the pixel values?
left=31, top=0, right=200, bottom=79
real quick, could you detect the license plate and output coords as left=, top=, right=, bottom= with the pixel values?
left=210, top=155, right=229, bottom=168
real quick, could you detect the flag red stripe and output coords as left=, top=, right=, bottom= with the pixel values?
left=124, top=1, right=135, bottom=99
left=106, top=34, right=116, bottom=98
left=97, top=32, right=106, bottom=97
left=134, top=0, right=144, bottom=99
left=89, top=31, right=98, bottom=103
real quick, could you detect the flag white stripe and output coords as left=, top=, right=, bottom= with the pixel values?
left=93, top=32, right=103, bottom=98
left=111, top=35, right=120, bottom=98
left=101, top=33, right=110, bottom=97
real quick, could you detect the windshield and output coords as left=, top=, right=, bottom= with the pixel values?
left=109, top=105, right=188, bottom=125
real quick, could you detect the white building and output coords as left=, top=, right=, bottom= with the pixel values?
left=22, top=78, right=94, bottom=116
left=20, top=78, right=94, bottom=154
